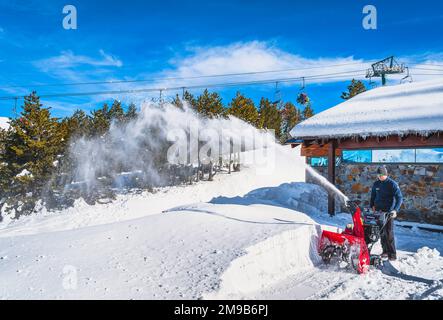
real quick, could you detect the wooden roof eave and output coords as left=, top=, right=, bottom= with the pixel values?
left=298, top=132, right=443, bottom=157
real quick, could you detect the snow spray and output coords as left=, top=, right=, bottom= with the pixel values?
left=303, top=164, right=349, bottom=205
left=68, top=101, right=275, bottom=193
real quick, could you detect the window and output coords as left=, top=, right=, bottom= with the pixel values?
left=372, top=149, right=415, bottom=163
left=342, top=148, right=443, bottom=164
left=342, top=150, right=372, bottom=163
left=416, top=148, right=443, bottom=163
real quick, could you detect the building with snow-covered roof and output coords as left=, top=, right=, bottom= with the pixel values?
left=289, top=79, right=443, bottom=224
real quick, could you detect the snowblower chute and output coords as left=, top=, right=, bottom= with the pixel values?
left=318, top=201, right=370, bottom=274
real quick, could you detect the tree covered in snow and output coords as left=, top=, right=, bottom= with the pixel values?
left=340, top=79, right=367, bottom=100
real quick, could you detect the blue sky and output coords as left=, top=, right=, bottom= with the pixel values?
left=1, top=0, right=443, bottom=118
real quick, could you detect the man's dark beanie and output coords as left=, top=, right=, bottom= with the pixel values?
left=377, top=166, right=388, bottom=176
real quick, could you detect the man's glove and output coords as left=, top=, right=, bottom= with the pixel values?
left=390, top=210, right=397, bottom=219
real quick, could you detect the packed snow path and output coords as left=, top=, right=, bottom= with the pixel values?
left=1, top=146, right=443, bottom=299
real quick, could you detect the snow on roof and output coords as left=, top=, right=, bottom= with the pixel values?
left=290, top=79, right=443, bottom=139
left=0, top=117, right=10, bottom=130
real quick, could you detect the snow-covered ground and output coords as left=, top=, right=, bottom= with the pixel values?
left=0, top=117, right=9, bottom=130
left=0, top=145, right=442, bottom=300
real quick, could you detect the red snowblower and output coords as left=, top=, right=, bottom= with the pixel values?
left=318, top=200, right=393, bottom=274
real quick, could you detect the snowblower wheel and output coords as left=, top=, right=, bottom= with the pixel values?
left=321, top=245, right=338, bottom=264
left=348, top=245, right=361, bottom=272
left=350, top=253, right=360, bottom=272
left=371, top=256, right=383, bottom=269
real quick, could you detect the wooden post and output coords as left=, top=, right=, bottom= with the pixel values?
left=196, top=137, right=201, bottom=181
left=305, top=155, right=310, bottom=184
left=228, top=139, right=232, bottom=174
left=328, top=140, right=336, bottom=216
left=208, top=160, right=214, bottom=181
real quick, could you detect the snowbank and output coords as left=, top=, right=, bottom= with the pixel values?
left=290, top=79, right=443, bottom=139
left=203, top=225, right=322, bottom=299
left=0, top=201, right=321, bottom=299
left=209, top=182, right=331, bottom=221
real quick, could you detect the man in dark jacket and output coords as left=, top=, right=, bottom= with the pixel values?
left=370, top=165, right=403, bottom=261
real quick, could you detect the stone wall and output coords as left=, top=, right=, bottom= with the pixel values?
left=307, top=163, right=443, bottom=225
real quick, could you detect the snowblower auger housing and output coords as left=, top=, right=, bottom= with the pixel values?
left=318, top=200, right=370, bottom=274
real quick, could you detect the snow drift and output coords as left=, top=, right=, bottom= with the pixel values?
left=210, top=182, right=328, bottom=215
left=203, top=224, right=322, bottom=299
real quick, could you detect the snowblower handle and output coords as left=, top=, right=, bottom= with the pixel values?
left=373, top=211, right=393, bottom=234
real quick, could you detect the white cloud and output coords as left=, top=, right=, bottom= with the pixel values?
left=24, top=41, right=443, bottom=113
left=34, top=50, right=123, bottom=72
left=154, top=41, right=371, bottom=89
left=396, top=53, right=443, bottom=83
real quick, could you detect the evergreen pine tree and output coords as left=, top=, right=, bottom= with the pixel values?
left=0, top=92, right=68, bottom=217
left=0, top=127, right=6, bottom=153
left=182, top=91, right=197, bottom=110
left=90, top=103, right=111, bottom=136
left=64, top=109, right=91, bottom=138
left=171, top=94, right=183, bottom=109
left=196, top=89, right=225, bottom=118
left=258, top=97, right=282, bottom=138
left=341, top=79, right=367, bottom=100
left=280, top=101, right=301, bottom=142
left=227, top=91, right=259, bottom=125
left=108, top=100, right=125, bottom=124
left=0, top=128, right=7, bottom=197
left=302, top=104, right=314, bottom=120
left=125, top=103, right=138, bottom=121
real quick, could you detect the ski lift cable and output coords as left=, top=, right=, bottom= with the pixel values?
left=409, top=67, right=443, bottom=72
left=0, top=62, right=374, bottom=90
left=0, top=73, right=368, bottom=102
left=0, top=70, right=368, bottom=101
left=410, top=73, right=443, bottom=75
left=407, top=62, right=443, bottom=68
